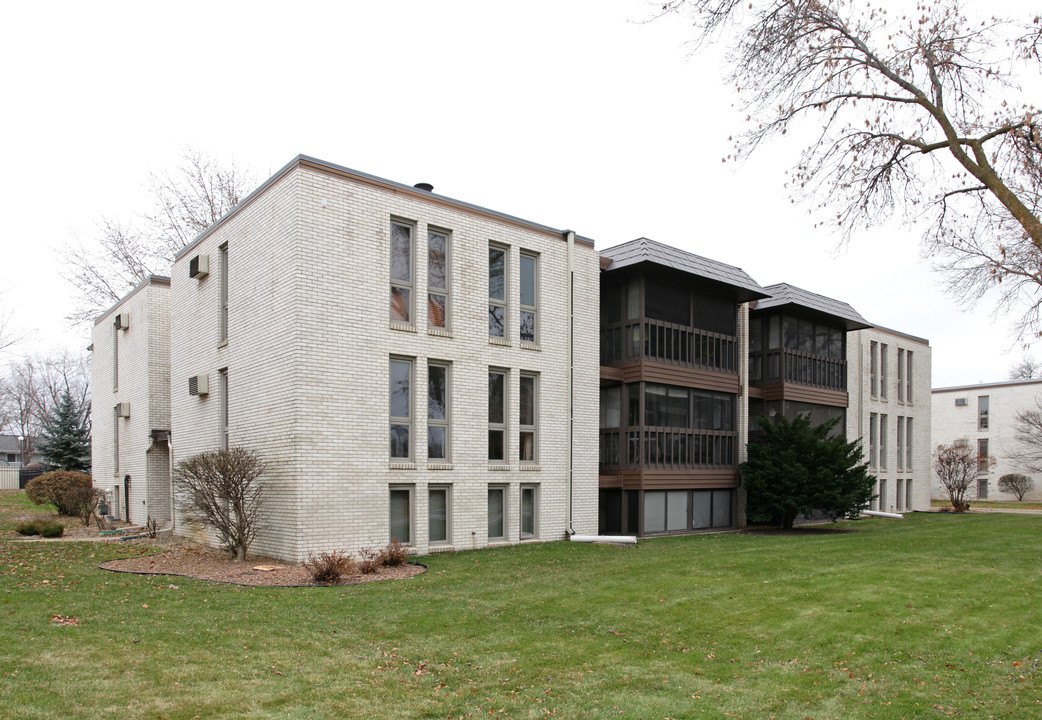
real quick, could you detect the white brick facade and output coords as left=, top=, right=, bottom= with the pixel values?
left=90, top=277, right=171, bottom=525
left=847, top=327, right=932, bottom=512
left=932, top=378, right=1042, bottom=502
left=167, top=157, right=600, bottom=562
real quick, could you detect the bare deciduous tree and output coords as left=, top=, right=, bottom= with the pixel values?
left=933, top=443, right=985, bottom=510
left=661, top=0, right=1042, bottom=337
left=1, top=349, right=91, bottom=460
left=63, top=148, right=253, bottom=324
left=998, top=472, right=1033, bottom=501
left=1010, top=396, right=1042, bottom=474
left=173, top=447, right=266, bottom=561
left=1008, top=355, right=1042, bottom=380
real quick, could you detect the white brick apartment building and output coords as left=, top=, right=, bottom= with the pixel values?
left=91, top=276, right=171, bottom=526
left=932, top=378, right=1042, bottom=503
left=152, top=155, right=600, bottom=562
left=847, top=327, right=932, bottom=512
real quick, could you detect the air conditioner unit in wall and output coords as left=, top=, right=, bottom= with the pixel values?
left=955, top=398, right=968, bottom=406
left=114, top=313, right=129, bottom=330
left=188, top=374, right=209, bottom=396
left=116, top=402, right=131, bottom=418
left=189, top=254, right=209, bottom=278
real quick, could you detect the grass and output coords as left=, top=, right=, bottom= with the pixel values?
left=1, top=503, right=1040, bottom=718
left=0, top=489, right=57, bottom=533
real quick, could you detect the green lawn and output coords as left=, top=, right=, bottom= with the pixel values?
left=1, top=510, right=1040, bottom=719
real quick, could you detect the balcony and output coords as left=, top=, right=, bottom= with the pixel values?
left=599, top=427, right=737, bottom=471
left=601, top=318, right=737, bottom=372
left=750, top=349, right=846, bottom=391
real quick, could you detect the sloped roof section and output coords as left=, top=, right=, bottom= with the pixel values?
left=600, top=237, right=768, bottom=301
left=754, top=282, right=871, bottom=330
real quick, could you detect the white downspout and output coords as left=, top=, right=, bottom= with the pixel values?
left=167, top=432, right=176, bottom=533
left=566, top=230, right=575, bottom=535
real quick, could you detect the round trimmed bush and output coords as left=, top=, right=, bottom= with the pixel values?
left=25, top=471, right=93, bottom=516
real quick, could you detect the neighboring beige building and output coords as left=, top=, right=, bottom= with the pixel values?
left=90, top=276, right=171, bottom=525
left=932, top=378, right=1042, bottom=502
left=163, top=155, right=600, bottom=562
left=847, top=327, right=932, bottom=512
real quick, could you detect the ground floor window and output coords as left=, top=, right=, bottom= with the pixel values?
left=896, top=479, right=904, bottom=510
left=488, top=486, right=506, bottom=540
left=429, top=486, right=449, bottom=544
left=601, top=488, right=733, bottom=536
left=905, top=479, right=913, bottom=510
left=389, top=486, right=412, bottom=544
left=878, top=479, right=887, bottom=512
left=977, top=478, right=988, bottom=500
left=520, top=485, right=538, bottom=539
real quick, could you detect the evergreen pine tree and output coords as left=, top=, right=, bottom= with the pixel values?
left=39, top=389, right=91, bottom=473
left=743, top=414, right=876, bottom=529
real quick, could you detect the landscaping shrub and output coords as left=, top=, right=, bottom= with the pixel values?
left=304, top=551, right=357, bottom=584
left=15, top=519, right=65, bottom=538
left=25, top=471, right=93, bottom=516
left=64, top=485, right=105, bottom=525
left=357, top=547, right=381, bottom=574
left=380, top=538, right=409, bottom=567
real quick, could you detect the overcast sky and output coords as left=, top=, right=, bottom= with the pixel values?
left=2, top=0, right=1037, bottom=388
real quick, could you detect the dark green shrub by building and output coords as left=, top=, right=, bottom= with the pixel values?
left=25, top=471, right=93, bottom=516
left=15, top=519, right=65, bottom=538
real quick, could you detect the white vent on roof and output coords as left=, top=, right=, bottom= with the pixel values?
left=189, top=254, right=209, bottom=278
left=188, top=374, right=209, bottom=396
left=114, top=313, right=129, bottom=330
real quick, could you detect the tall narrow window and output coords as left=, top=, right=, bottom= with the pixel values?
left=428, top=362, right=449, bottom=461
left=897, top=348, right=905, bottom=402
left=112, top=321, right=119, bottom=390
left=520, top=252, right=538, bottom=343
left=219, top=368, right=229, bottom=450
left=428, top=229, right=449, bottom=329
left=978, top=438, right=989, bottom=473
left=879, top=479, right=887, bottom=511
left=520, top=485, right=537, bottom=539
left=389, top=486, right=412, bottom=544
left=113, top=405, right=120, bottom=475
left=906, top=479, right=913, bottom=509
left=869, top=413, right=878, bottom=469
left=906, top=417, right=913, bottom=470
left=428, top=486, right=449, bottom=545
left=879, top=344, right=888, bottom=399
left=896, top=416, right=905, bottom=470
left=519, top=373, right=537, bottom=463
left=870, top=341, right=878, bottom=397
left=879, top=414, right=888, bottom=470
left=218, top=243, right=229, bottom=343
left=390, top=221, right=413, bottom=324
left=906, top=351, right=914, bottom=402
left=488, top=486, right=506, bottom=540
left=896, top=479, right=904, bottom=510
left=488, top=370, right=507, bottom=461
left=390, top=359, right=412, bottom=460
left=488, top=245, right=507, bottom=338
left=978, top=395, right=989, bottom=430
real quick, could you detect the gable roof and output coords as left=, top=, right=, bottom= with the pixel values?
left=753, top=282, right=871, bottom=330
left=599, top=237, right=768, bottom=301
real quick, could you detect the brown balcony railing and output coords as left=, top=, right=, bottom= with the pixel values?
left=749, top=349, right=846, bottom=391
left=600, top=319, right=736, bottom=372
left=599, top=427, right=736, bottom=471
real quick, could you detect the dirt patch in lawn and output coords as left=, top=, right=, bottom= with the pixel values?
left=99, top=537, right=426, bottom=587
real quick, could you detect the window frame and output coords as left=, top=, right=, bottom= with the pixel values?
left=488, top=244, right=508, bottom=338
left=906, top=351, right=914, bottom=402
left=905, top=417, right=913, bottom=470
left=879, top=414, right=888, bottom=470
left=897, top=348, right=905, bottom=402
left=519, top=372, right=538, bottom=464
left=219, top=368, right=229, bottom=450
left=519, top=250, right=538, bottom=343
left=390, top=220, right=415, bottom=325
left=869, top=412, right=878, bottom=469
left=977, top=438, right=989, bottom=473
left=520, top=484, right=538, bottom=539
left=427, top=228, right=450, bottom=330
left=978, top=395, right=989, bottom=431
left=428, top=485, right=450, bottom=546
left=113, top=404, right=120, bottom=476
left=389, top=485, right=413, bottom=545
left=488, top=369, right=508, bottom=462
left=112, top=320, right=119, bottom=391
left=869, top=341, right=878, bottom=397
left=879, top=344, right=888, bottom=399
left=218, top=242, right=229, bottom=343
left=427, top=361, right=450, bottom=462
left=487, top=485, right=507, bottom=541
left=389, top=358, right=413, bottom=461
left=896, top=416, right=905, bottom=471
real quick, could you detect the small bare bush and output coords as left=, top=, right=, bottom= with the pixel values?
left=357, top=547, right=381, bottom=574
left=998, top=473, right=1034, bottom=501
left=380, top=538, right=409, bottom=567
left=304, top=551, right=357, bottom=584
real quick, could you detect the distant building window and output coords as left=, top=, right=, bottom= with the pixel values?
left=219, top=368, right=229, bottom=450
left=897, top=348, right=905, bottom=402
left=519, top=252, right=538, bottom=343
left=906, top=418, right=913, bottom=470
left=906, top=351, right=914, bottom=402
left=870, top=341, right=878, bottom=397
left=977, top=478, right=989, bottom=500
left=488, top=245, right=507, bottom=338
left=879, top=344, right=888, bottom=399
left=978, top=438, right=989, bottom=473
left=5, top=453, right=15, bottom=464
left=218, top=243, right=229, bottom=342
left=879, top=414, right=888, bottom=470
left=978, top=396, right=989, bottom=430
left=869, top=413, right=878, bottom=469
left=896, top=416, right=905, bottom=471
